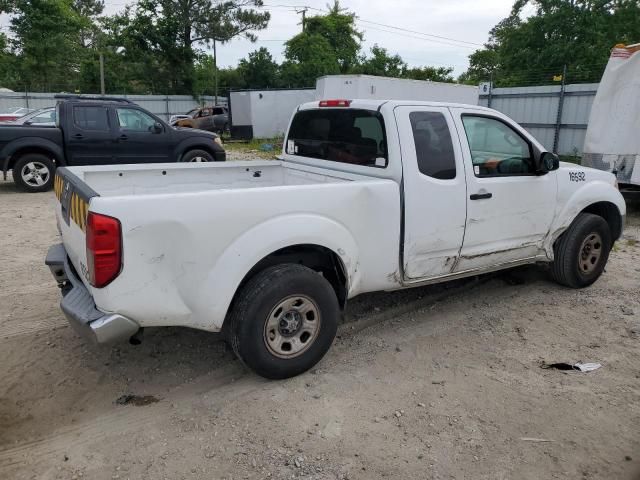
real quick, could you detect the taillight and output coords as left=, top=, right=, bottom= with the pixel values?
left=86, top=212, right=122, bottom=288
left=319, top=99, right=351, bottom=107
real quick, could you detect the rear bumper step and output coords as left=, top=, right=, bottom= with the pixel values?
left=45, top=243, right=139, bottom=344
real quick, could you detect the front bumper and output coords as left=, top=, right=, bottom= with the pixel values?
left=45, top=244, right=139, bottom=344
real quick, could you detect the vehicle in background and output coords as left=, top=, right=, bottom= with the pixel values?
left=169, top=108, right=198, bottom=125
left=8, top=107, right=56, bottom=127
left=0, top=95, right=225, bottom=192
left=46, top=98, right=625, bottom=380
left=0, top=107, right=35, bottom=122
left=583, top=43, right=640, bottom=197
left=174, top=105, right=229, bottom=133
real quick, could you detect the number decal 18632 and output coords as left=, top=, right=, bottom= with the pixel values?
left=569, top=171, right=586, bottom=182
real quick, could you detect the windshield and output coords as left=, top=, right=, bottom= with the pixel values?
left=286, top=108, right=388, bottom=168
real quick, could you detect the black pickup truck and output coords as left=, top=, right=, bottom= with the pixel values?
left=0, top=95, right=226, bottom=192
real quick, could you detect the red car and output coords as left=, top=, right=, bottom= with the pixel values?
left=0, top=107, right=34, bottom=122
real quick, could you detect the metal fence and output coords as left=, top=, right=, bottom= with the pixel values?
left=479, top=83, right=599, bottom=156
left=0, top=92, right=226, bottom=121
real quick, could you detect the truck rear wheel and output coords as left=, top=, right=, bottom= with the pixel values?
left=12, top=154, right=55, bottom=193
left=551, top=213, right=612, bottom=288
left=228, top=264, right=340, bottom=379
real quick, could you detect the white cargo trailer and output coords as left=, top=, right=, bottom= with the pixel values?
left=315, top=74, right=479, bottom=105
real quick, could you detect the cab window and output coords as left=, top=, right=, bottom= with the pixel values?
left=461, top=116, right=533, bottom=176
left=73, top=106, right=109, bottom=131
left=286, top=108, right=387, bottom=167
left=410, top=112, right=456, bottom=180
left=116, top=108, right=157, bottom=132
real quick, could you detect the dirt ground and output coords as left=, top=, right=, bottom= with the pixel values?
left=1, top=174, right=639, bottom=480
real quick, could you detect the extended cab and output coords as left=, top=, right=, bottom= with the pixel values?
left=46, top=99, right=626, bottom=379
left=0, top=95, right=225, bottom=193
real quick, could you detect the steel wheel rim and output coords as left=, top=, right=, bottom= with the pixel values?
left=579, top=232, right=603, bottom=274
left=263, top=295, right=321, bottom=359
left=190, top=156, right=208, bottom=162
left=21, top=161, right=50, bottom=187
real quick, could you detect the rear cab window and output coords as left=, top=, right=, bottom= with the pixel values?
left=286, top=108, right=388, bottom=168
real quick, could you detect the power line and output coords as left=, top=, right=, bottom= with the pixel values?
left=280, top=4, right=483, bottom=49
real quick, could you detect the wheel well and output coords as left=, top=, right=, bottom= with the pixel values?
left=234, top=244, right=349, bottom=310
left=6, top=147, right=59, bottom=171
left=581, top=202, right=623, bottom=239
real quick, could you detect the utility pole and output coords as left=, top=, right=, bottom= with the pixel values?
left=553, top=64, right=567, bottom=154
left=213, top=39, right=218, bottom=105
left=99, top=53, right=105, bottom=95
left=296, top=7, right=307, bottom=32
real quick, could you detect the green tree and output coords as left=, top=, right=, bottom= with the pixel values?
left=355, top=45, right=406, bottom=77
left=7, top=0, right=91, bottom=91
left=193, top=55, right=247, bottom=95
left=237, top=47, right=280, bottom=88
left=461, top=0, right=640, bottom=86
left=101, top=0, right=270, bottom=94
left=403, top=66, right=455, bottom=83
left=282, top=1, right=361, bottom=86
left=0, top=33, right=20, bottom=89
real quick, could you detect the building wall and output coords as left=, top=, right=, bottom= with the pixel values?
left=479, top=83, right=599, bottom=155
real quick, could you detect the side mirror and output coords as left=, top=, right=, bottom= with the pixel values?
left=152, top=122, right=163, bottom=133
left=538, top=152, right=560, bottom=174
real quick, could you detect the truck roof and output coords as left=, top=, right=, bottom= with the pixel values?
left=298, top=99, right=494, bottom=112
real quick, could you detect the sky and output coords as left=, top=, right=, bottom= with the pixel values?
left=1, top=0, right=520, bottom=76
left=102, top=0, right=520, bottom=76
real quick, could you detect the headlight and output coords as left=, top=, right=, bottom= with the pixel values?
left=214, top=136, right=223, bottom=147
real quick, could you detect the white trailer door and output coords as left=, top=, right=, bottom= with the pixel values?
left=394, top=106, right=467, bottom=280
left=452, top=109, right=557, bottom=272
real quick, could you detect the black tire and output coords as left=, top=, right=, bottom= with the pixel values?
left=228, top=264, right=340, bottom=379
left=551, top=213, right=612, bottom=288
left=180, top=149, right=214, bottom=163
left=12, top=154, right=55, bottom=192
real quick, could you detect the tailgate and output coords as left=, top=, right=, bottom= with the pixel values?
left=53, top=168, right=99, bottom=290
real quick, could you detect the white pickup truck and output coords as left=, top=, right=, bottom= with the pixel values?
left=46, top=99, right=626, bottom=379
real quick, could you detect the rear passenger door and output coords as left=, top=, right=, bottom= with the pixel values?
left=65, top=104, right=117, bottom=165
left=394, top=106, right=467, bottom=280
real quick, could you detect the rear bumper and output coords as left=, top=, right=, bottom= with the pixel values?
left=45, top=244, right=139, bottom=344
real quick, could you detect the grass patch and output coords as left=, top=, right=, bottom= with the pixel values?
left=222, top=137, right=283, bottom=160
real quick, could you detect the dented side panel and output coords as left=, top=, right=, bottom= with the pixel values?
left=88, top=176, right=402, bottom=331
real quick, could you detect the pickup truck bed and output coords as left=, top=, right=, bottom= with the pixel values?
left=69, top=160, right=354, bottom=196
left=54, top=161, right=401, bottom=337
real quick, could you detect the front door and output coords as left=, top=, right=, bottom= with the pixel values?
left=394, top=106, right=468, bottom=280
left=452, top=109, right=558, bottom=272
left=113, top=107, right=171, bottom=163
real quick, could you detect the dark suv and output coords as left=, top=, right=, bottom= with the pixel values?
left=0, top=95, right=226, bottom=192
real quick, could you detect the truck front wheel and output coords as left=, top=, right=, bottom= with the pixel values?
left=12, top=154, right=55, bottom=193
left=551, top=213, right=612, bottom=288
left=228, top=264, right=340, bottom=379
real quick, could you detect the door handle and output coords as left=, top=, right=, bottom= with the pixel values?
left=72, top=133, right=84, bottom=139
left=118, top=134, right=129, bottom=141
left=470, top=192, right=493, bottom=200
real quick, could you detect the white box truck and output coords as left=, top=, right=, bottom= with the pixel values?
left=315, top=74, right=479, bottom=105
left=583, top=43, right=640, bottom=196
